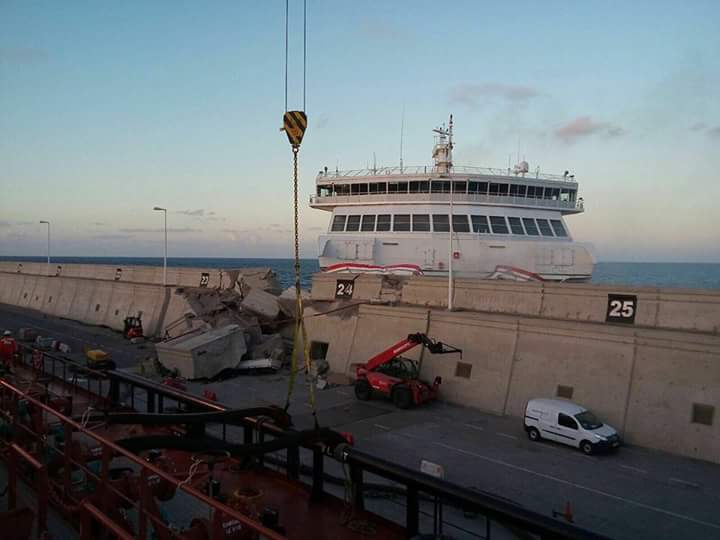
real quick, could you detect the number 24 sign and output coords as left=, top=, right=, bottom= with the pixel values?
left=335, top=280, right=354, bottom=298
left=606, top=294, right=637, bottom=324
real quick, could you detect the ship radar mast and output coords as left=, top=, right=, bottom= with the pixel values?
left=432, top=114, right=454, bottom=175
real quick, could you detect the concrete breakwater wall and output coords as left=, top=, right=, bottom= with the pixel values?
left=0, top=262, right=281, bottom=337
left=311, top=273, right=720, bottom=335
left=0, top=261, right=240, bottom=289
left=0, top=270, right=192, bottom=337
left=307, top=274, right=720, bottom=462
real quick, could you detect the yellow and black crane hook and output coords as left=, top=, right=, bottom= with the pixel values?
left=280, top=0, right=317, bottom=428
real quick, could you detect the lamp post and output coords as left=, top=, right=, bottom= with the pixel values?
left=448, top=183, right=454, bottom=311
left=39, top=220, right=50, bottom=276
left=153, top=207, right=167, bottom=286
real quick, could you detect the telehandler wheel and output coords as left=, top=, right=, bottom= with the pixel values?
left=354, top=379, right=372, bottom=401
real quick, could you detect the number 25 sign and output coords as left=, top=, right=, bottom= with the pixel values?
left=606, top=294, right=637, bottom=324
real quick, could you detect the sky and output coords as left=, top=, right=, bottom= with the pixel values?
left=1, top=0, right=719, bottom=262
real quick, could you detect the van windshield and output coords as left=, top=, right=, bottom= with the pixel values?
left=575, top=411, right=603, bottom=430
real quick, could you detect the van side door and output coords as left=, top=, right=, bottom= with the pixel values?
left=557, top=413, right=581, bottom=446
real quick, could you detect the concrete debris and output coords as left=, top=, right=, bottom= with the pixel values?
left=309, top=359, right=329, bottom=378
left=316, top=378, right=328, bottom=390
left=251, top=334, right=285, bottom=361
left=239, top=287, right=281, bottom=320
left=236, top=268, right=283, bottom=295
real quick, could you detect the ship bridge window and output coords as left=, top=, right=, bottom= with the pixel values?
left=432, top=214, right=450, bottom=232
left=318, top=186, right=332, bottom=197
left=369, top=182, right=387, bottom=194
left=376, top=214, right=391, bottom=231
left=468, top=181, right=488, bottom=194
left=388, top=182, right=408, bottom=194
left=489, top=183, right=509, bottom=196
left=335, top=184, right=350, bottom=196
left=508, top=217, right=525, bottom=235
left=361, top=215, right=376, bottom=231
left=452, top=181, right=467, bottom=194
left=331, top=215, right=347, bottom=232
left=412, top=214, right=430, bottom=232
left=550, top=219, right=567, bottom=237
left=351, top=183, right=368, bottom=195
left=393, top=214, right=411, bottom=231
left=346, top=215, right=361, bottom=231
left=547, top=188, right=560, bottom=200
left=526, top=186, right=538, bottom=199
left=431, top=181, right=450, bottom=193
left=410, top=181, right=430, bottom=193
left=489, top=216, right=509, bottom=234
left=536, top=218, right=555, bottom=236
left=560, top=189, right=572, bottom=202
left=471, top=215, right=490, bottom=233
left=452, top=215, right=470, bottom=232
left=522, top=218, right=539, bottom=235
left=510, top=184, right=527, bottom=197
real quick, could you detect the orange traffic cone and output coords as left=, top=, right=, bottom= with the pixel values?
left=553, top=501, right=574, bottom=523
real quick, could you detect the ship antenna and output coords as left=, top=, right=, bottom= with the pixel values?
left=373, top=152, right=377, bottom=174
left=400, top=105, right=405, bottom=173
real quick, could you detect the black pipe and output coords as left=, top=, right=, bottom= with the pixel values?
left=95, top=407, right=291, bottom=429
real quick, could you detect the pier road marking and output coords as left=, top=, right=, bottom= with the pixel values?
left=433, top=442, right=720, bottom=531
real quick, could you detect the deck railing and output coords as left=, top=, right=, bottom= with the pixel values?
left=310, top=192, right=584, bottom=211
left=315, top=165, right=577, bottom=183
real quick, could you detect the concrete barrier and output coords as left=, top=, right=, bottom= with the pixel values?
left=312, top=273, right=720, bottom=334
left=306, top=298, right=720, bottom=463
left=0, top=262, right=241, bottom=289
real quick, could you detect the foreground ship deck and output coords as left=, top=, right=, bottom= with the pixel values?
left=0, top=346, right=608, bottom=539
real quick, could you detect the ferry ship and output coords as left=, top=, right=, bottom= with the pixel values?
left=310, top=116, right=594, bottom=282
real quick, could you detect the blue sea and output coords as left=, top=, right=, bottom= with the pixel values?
left=1, top=257, right=719, bottom=290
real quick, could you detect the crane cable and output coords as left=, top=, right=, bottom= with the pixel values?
left=281, top=0, right=317, bottom=428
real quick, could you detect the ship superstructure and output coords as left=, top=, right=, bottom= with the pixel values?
left=310, top=116, right=593, bottom=281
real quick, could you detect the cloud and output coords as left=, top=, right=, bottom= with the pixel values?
left=555, top=116, right=627, bottom=143
left=690, top=122, right=707, bottom=131
left=0, top=221, right=10, bottom=228
left=0, top=47, right=48, bottom=65
left=92, top=222, right=106, bottom=226
left=119, top=227, right=201, bottom=233
left=708, top=127, right=720, bottom=138
left=175, top=209, right=206, bottom=217
left=449, top=83, right=542, bottom=108
left=93, top=234, right=135, bottom=241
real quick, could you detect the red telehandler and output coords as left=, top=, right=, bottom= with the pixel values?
left=354, top=333, right=462, bottom=409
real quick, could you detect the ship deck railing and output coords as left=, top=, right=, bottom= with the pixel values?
left=310, top=192, right=584, bottom=212
left=316, top=165, right=577, bottom=183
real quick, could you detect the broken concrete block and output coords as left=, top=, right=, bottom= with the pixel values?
left=240, top=287, right=281, bottom=320
left=309, top=359, right=329, bottom=378
left=316, top=378, right=328, bottom=390
left=251, top=334, right=285, bottom=360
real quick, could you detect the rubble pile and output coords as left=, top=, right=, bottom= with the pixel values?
left=157, top=269, right=293, bottom=380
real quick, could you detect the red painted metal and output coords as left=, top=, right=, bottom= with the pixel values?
left=0, top=379, right=288, bottom=540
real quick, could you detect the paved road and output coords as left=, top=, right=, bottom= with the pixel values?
left=2, top=302, right=720, bottom=540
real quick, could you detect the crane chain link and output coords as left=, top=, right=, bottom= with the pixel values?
left=285, top=145, right=318, bottom=428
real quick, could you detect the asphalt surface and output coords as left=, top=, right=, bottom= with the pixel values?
left=2, top=302, right=720, bottom=540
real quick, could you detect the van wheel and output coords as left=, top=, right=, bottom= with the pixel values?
left=354, top=379, right=372, bottom=401
left=580, top=440, right=594, bottom=455
left=392, top=387, right=413, bottom=409
left=527, top=427, right=541, bottom=441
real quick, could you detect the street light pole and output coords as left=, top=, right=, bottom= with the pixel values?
left=39, top=220, right=50, bottom=276
left=153, top=207, right=167, bottom=286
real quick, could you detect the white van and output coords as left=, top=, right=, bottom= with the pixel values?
left=524, top=398, right=620, bottom=455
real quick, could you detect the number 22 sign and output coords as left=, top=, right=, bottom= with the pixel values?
left=606, top=294, right=637, bottom=324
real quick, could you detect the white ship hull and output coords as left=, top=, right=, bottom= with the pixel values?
left=318, top=233, right=594, bottom=282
